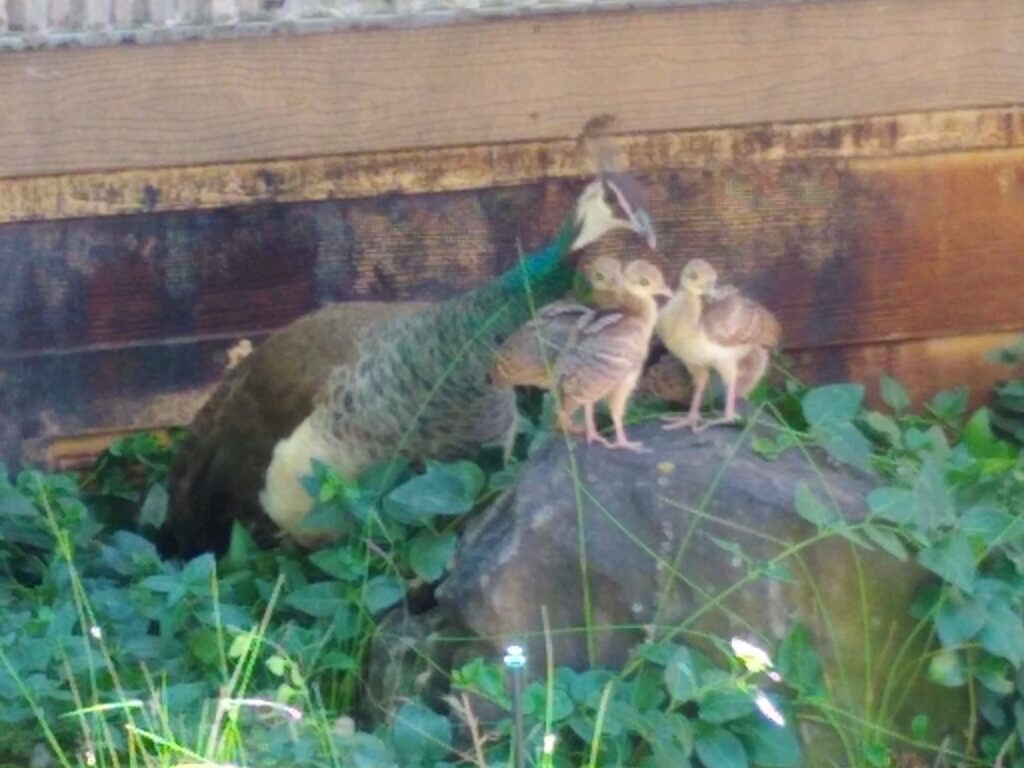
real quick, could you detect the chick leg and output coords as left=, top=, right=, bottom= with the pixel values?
left=695, top=362, right=741, bottom=432
left=604, top=371, right=649, bottom=452
left=662, top=367, right=709, bottom=431
left=583, top=402, right=605, bottom=446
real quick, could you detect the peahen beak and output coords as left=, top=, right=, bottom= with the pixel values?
left=632, top=209, right=657, bottom=250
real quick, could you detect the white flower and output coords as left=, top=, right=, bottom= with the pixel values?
left=88, top=625, right=103, bottom=641
left=543, top=733, right=557, bottom=754
left=730, top=637, right=774, bottom=674
left=754, top=690, right=786, bottom=727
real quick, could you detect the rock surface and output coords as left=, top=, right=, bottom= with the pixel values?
left=433, top=420, right=965, bottom=751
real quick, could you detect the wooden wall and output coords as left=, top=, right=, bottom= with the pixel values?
left=1, top=0, right=1023, bottom=468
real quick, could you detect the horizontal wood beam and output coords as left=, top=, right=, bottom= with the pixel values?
left=1, top=0, right=1024, bottom=180
left=18, top=329, right=1022, bottom=470
left=2, top=106, right=1022, bottom=225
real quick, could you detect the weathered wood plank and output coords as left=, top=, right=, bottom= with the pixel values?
left=3, top=150, right=1022, bottom=357
left=13, top=330, right=1021, bottom=469
left=2, top=107, right=1022, bottom=225
left=788, top=332, right=1023, bottom=411
left=1, top=0, right=1024, bottom=179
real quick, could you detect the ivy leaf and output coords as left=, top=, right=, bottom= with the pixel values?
left=880, top=376, right=910, bottom=413
left=664, top=647, right=699, bottom=703
left=862, top=524, right=908, bottom=561
left=408, top=530, right=457, bottom=582
left=283, top=582, right=350, bottom=618
left=811, top=421, right=874, bottom=474
left=391, top=700, right=452, bottom=764
left=935, top=596, right=987, bottom=648
left=927, top=649, right=966, bottom=687
left=695, top=724, right=749, bottom=768
left=793, top=483, right=840, bottom=530
left=364, top=575, right=405, bottom=614
left=801, top=384, right=864, bottom=426
left=698, top=687, right=756, bottom=724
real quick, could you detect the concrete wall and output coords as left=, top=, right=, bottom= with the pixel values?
left=0, top=0, right=755, bottom=48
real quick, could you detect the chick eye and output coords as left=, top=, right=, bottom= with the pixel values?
left=594, top=272, right=605, bottom=281
left=640, top=278, right=651, bottom=287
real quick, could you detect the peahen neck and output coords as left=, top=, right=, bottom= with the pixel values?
left=451, top=210, right=580, bottom=340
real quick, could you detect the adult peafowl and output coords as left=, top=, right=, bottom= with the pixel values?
left=159, top=174, right=657, bottom=557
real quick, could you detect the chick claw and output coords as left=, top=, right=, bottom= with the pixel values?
left=661, top=414, right=700, bottom=432
left=692, top=416, right=739, bottom=433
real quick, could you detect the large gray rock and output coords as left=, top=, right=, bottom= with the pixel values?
left=435, top=421, right=965, bottom=752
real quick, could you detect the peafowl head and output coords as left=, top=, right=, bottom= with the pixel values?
left=571, top=173, right=658, bottom=253
left=621, top=259, right=673, bottom=300
left=678, top=258, right=719, bottom=295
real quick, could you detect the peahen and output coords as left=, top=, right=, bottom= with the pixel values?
left=159, top=174, right=657, bottom=556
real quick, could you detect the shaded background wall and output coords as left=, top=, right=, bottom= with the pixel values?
left=1, top=0, right=1023, bottom=468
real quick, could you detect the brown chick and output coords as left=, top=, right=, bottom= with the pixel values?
left=656, top=258, right=781, bottom=431
left=553, top=259, right=672, bottom=451
left=489, top=255, right=623, bottom=391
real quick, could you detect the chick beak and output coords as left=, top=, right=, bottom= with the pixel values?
left=656, top=286, right=673, bottom=298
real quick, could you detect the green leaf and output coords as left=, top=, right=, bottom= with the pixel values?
left=929, top=388, right=968, bottom=421
left=917, top=534, right=977, bottom=593
left=408, top=530, right=457, bottom=582
left=364, top=575, right=405, bottom=614
left=699, top=687, right=756, bottom=724
left=862, top=524, right=908, bottom=561
left=979, top=603, right=1024, bottom=667
left=811, top=421, right=873, bottom=474
left=975, top=656, right=1014, bottom=695
left=912, top=460, right=957, bottom=531
left=935, top=596, right=987, bottom=648
left=309, top=546, right=367, bottom=582
left=664, top=647, right=699, bottom=703
left=181, top=553, right=215, bottom=592
left=452, top=658, right=509, bottom=708
left=802, top=384, right=864, bottom=426
left=383, top=461, right=484, bottom=523
left=793, top=483, right=840, bottom=529
left=867, top=486, right=915, bottom=525
left=927, top=649, right=966, bottom=687
left=776, top=625, right=823, bottom=697
left=910, top=714, right=929, bottom=741
left=694, top=725, right=749, bottom=768
left=862, top=411, right=902, bottom=445
left=522, top=683, right=574, bottom=720
left=880, top=375, right=910, bottom=413
left=283, top=582, right=350, bottom=618
left=735, top=716, right=801, bottom=767
left=960, top=505, right=1024, bottom=547
left=390, top=701, right=452, bottom=764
